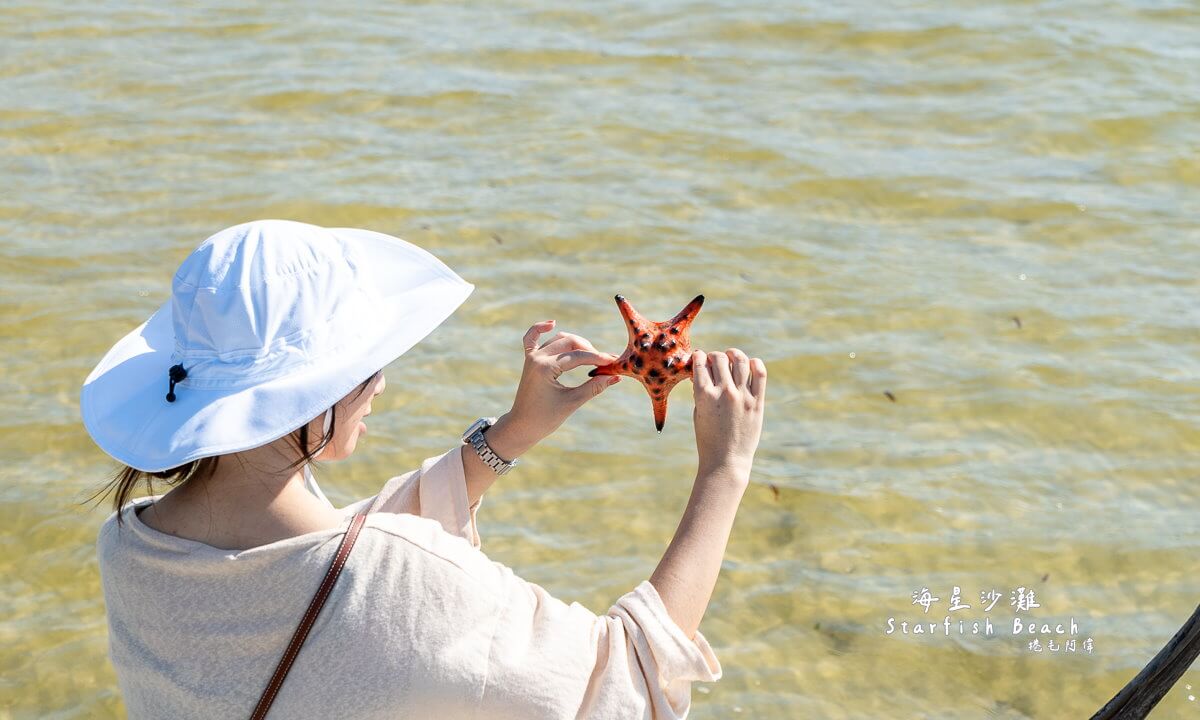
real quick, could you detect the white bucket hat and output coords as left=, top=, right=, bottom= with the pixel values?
left=80, top=219, right=474, bottom=473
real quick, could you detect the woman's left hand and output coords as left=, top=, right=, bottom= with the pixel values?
left=489, top=320, right=621, bottom=456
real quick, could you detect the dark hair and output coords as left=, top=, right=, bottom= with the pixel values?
left=87, top=369, right=384, bottom=525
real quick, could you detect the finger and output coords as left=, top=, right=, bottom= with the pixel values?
left=567, top=374, right=620, bottom=404
left=749, top=357, right=767, bottom=399
left=523, top=320, right=555, bottom=355
left=692, top=351, right=712, bottom=392
left=727, top=348, right=750, bottom=388
left=537, top=331, right=567, bottom=350
left=710, top=350, right=732, bottom=389
left=540, top=331, right=598, bottom=355
left=555, top=350, right=618, bottom=374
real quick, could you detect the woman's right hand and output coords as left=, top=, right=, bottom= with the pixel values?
left=690, top=349, right=767, bottom=480
left=649, top=348, right=767, bottom=639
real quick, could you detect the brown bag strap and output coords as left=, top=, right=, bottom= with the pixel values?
left=249, top=509, right=371, bottom=720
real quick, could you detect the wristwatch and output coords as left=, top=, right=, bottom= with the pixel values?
left=462, top=417, right=519, bottom=475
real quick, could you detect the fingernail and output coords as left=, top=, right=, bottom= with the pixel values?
left=609, top=377, right=620, bottom=385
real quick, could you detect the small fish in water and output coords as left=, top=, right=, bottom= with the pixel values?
left=884, top=390, right=896, bottom=402
left=1041, top=573, right=1049, bottom=582
left=589, top=294, right=704, bottom=432
left=491, top=233, right=503, bottom=245
left=769, top=484, right=780, bottom=501
left=1012, top=316, right=1022, bottom=329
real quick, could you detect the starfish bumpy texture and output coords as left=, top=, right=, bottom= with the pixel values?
left=588, top=294, right=704, bottom=432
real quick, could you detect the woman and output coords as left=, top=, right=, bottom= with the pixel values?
left=82, top=219, right=767, bottom=719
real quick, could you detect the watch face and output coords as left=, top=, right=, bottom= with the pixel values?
left=463, top=417, right=487, bottom=441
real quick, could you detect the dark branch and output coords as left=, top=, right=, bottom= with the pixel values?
left=1091, top=603, right=1200, bottom=719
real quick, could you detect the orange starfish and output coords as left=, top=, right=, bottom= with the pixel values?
left=588, top=294, right=704, bottom=432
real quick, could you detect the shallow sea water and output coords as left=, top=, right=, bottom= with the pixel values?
left=2, top=1, right=1199, bottom=717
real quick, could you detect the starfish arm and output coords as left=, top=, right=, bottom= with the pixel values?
left=651, top=394, right=669, bottom=432
left=666, top=294, right=704, bottom=328
left=645, top=374, right=689, bottom=432
left=615, top=294, right=652, bottom=342
left=588, top=361, right=620, bottom=377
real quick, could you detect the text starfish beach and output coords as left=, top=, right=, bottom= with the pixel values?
left=588, top=294, right=704, bottom=432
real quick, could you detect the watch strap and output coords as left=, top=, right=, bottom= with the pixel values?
left=466, top=421, right=517, bottom=475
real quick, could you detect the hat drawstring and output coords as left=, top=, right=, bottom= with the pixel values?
left=165, top=363, right=188, bottom=402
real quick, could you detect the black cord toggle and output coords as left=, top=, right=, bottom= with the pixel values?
left=165, top=363, right=188, bottom=402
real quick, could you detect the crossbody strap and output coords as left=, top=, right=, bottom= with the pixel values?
left=249, top=509, right=371, bottom=720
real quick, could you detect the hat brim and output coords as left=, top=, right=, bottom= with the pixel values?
left=80, top=227, right=473, bottom=473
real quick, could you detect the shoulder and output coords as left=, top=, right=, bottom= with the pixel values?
left=95, top=509, right=117, bottom=572
left=354, top=512, right=510, bottom=598
left=94, top=499, right=162, bottom=613
left=95, top=500, right=144, bottom=566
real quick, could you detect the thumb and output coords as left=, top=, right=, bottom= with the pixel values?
left=569, top=374, right=620, bottom=404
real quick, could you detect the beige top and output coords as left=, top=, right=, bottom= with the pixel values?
left=96, top=447, right=722, bottom=719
